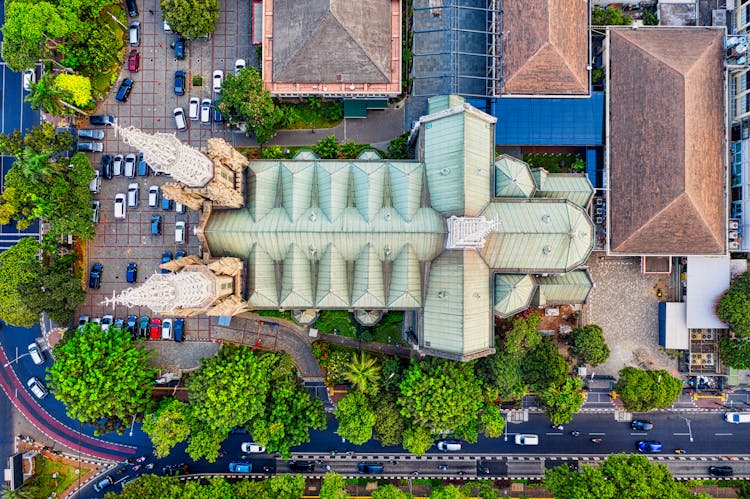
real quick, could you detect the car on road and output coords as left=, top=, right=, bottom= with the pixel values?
left=174, top=36, right=186, bottom=60
left=174, top=70, right=186, bottom=96
left=23, top=69, right=35, bottom=92
left=148, top=185, right=159, bottom=207
left=173, top=107, right=187, bottom=131
left=212, top=70, right=223, bottom=93
left=116, top=78, right=134, bottom=102
left=161, top=252, right=173, bottom=273
left=630, top=420, right=653, bottom=431
left=27, top=377, right=49, bottom=399
left=515, top=434, right=539, bottom=446
left=357, top=462, right=384, bottom=474
left=113, top=154, right=124, bottom=176
left=124, top=153, right=137, bottom=178
left=163, top=463, right=189, bottom=476
left=229, top=462, right=252, bottom=473
left=77, top=142, right=103, bottom=153
left=93, top=475, right=114, bottom=492
left=151, top=215, right=161, bottom=235
left=101, top=154, right=113, bottom=179
left=101, top=315, right=113, bottom=332
left=724, top=412, right=750, bottom=423
left=28, top=343, right=45, bottom=365
left=126, top=263, right=137, bottom=283
left=240, top=442, right=266, bottom=453
left=139, top=316, right=150, bottom=337
left=78, top=129, right=105, bottom=140
left=114, top=193, right=127, bottom=219
left=200, top=98, right=211, bottom=124
left=189, top=97, right=200, bottom=120
left=162, top=319, right=173, bottom=340
left=235, top=59, right=246, bottom=74
left=126, top=315, right=137, bottom=336
left=174, top=318, right=184, bottom=342
left=90, top=115, right=114, bottom=126
left=437, top=439, right=462, bottom=451
left=637, top=440, right=662, bottom=453
left=708, top=465, right=734, bottom=477
left=89, top=262, right=102, bottom=288
left=289, top=461, right=314, bottom=472
left=128, top=49, right=140, bottom=72
left=150, top=318, right=162, bottom=339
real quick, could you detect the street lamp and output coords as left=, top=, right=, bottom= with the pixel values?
left=129, top=413, right=137, bottom=437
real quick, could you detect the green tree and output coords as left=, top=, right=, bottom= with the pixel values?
left=539, top=378, right=584, bottom=425
left=522, top=339, right=568, bottom=391
left=60, top=20, right=123, bottom=77
left=614, top=367, right=682, bottom=412
left=335, top=390, right=376, bottom=445
left=160, top=0, right=220, bottom=39
left=476, top=350, right=525, bottom=401
left=372, top=484, right=411, bottom=499
left=387, top=132, right=412, bottom=159
left=313, top=135, right=341, bottom=159
left=642, top=9, right=659, bottom=25
left=185, top=424, right=226, bottom=463
left=1, top=483, right=40, bottom=499
left=398, top=358, right=483, bottom=437
left=22, top=254, right=85, bottom=326
left=719, top=336, right=750, bottom=369
left=48, top=323, right=156, bottom=431
left=430, top=486, right=468, bottom=499
left=25, top=74, right=69, bottom=116
left=373, top=392, right=408, bottom=447
left=319, top=472, right=350, bottom=499
left=479, top=403, right=506, bottom=438
left=477, top=482, right=499, bottom=499
left=111, top=473, right=183, bottom=498
left=591, top=7, right=632, bottom=26
left=267, top=475, right=306, bottom=499
left=216, top=67, right=282, bottom=144
left=401, top=425, right=434, bottom=455
left=569, top=325, right=610, bottom=367
left=545, top=453, right=697, bottom=499
left=344, top=351, right=381, bottom=395
left=503, top=311, right=541, bottom=356
left=54, top=73, right=93, bottom=107
left=718, top=272, right=750, bottom=337
left=0, top=238, right=44, bottom=327
left=142, top=398, right=192, bottom=458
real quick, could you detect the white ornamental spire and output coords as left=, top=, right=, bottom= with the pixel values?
left=102, top=271, right=214, bottom=314
left=114, top=124, right=214, bottom=187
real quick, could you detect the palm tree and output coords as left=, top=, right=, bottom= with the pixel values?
left=25, top=74, right=67, bottom=116
left=1, top=483, right=40, bottom=499
left=15, top=148, right=57, bottom=184
left=343, top=352, right=382, bottom=395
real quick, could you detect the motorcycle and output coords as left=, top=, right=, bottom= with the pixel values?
left=591, top=438, right=603, bottom=444
left=570, top=430, right=581, bottom=437
left=674, top=449, right=687, bottom=454
left=135, top=456, right=147, bottom=463
left=551, top=424, right=564, bottom=431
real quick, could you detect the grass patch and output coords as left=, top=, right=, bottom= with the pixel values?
left=315, top=310, right=357, bottom=337
left=25, top=455, right=81, bottom=498
left=522, top=153, right=583, bottom=173
left=370, top=311, right=403, bottom=344
left=255, top=310, right=293, bottom=321
left=278, top=99, right=343, bottom=130
left=193, top=76, right=203, bottom=86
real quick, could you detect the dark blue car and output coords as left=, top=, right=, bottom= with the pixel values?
left=100, top=154, right=113, bottom=179
left=161, top=196, right=173, bottom=211
left=174, top=71, right=185, bottom=96
left=161, top=252, right=173, bottom=274
left=88, top=263, right=103, bottom=289
left=637, top=441, right=662, bottom=453
left=174, top=37, right=185, bottom=60
left=174, top=318, right=184, bottom=342
left=126, top=262, right=137, bottom=283
left=90, top=115, right=114, bottom=126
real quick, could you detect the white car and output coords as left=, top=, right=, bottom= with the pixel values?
left=173, top=107, right=187, bottom=131
left=28, top=343, right=45, bottom=365
left=175, top=221, right=185, bottom=244
left=113, top=154, right=124, bottom=176
left=101, top=314, right=114, bottom=332
left=514, top=434, right=539, bottom=446
left=148, top=186, right=159, bottom=207
left=235, top=59, right=246, bottom=74
left=212, top=70, right=223, bottom=93
left=200, top=98, right=211, bottom=124
left=27, top=377, right=49, bottom=399
left=124, top=153, right=137, bottom=177
left=163, top=18, right=172, bottom=32
left=436, top=439, right=462, bottom=451
left=114, top=193, right=127, bottom=219
left=240, top=442, right=266, bottom=453
left=162, top=318, right=173, bottom=340
left=189, top=97, right=200, bottom=120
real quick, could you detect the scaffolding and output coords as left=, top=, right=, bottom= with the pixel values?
left=411, top=0, right=502, bottom=98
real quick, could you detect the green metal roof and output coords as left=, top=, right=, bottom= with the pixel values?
left=351, top=244, right=386, bottom=308
left=533, top=170, right=593, bottom=208
left=247, top=247, right=280, bottom=308
left=422, top=250, right=493, bottom=357
left=387, top=245, right=422, bottom=308
left=315, top=244, right=350, bottom=308
left=494, top=155, right=536, bottom=198
left=493, top=274, right=536, bottom=317
left=480, top=200, right=594, bottom=273
left=535, top=270, right=593, bottom=306
left=279, top=244, right=314, bottom=308
left=427, top=94, right=467, bottom=114
left=344, top=99, right=368, bottom=118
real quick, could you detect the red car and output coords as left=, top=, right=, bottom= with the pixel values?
left=128, top=50, right=140, bottom=72
left=150, top=318, right=161, bottom=339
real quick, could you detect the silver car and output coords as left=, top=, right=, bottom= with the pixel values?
left=124, top=153, right=137, bottom=178
left=78, top=129, right=105, bottom=140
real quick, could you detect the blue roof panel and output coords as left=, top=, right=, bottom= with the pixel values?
left=491, top=92, right=604, bottom=146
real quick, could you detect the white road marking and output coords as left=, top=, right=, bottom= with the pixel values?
left=673, top=433, right=690, bottom=436
left=545, top=432, right=563, bottom=435
left=715, top=433, right=733, bottom=436
left=588, top=432, right=606, bottom=436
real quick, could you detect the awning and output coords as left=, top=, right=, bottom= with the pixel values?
left=344, top=100, right=367, bottom=118
left=686, top=255, right=730, bottom=329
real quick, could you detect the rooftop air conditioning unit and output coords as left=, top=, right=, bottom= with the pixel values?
left=729, top=230, right=739, bottom=240
left=730, top=240, right=741, bottom=250
left=729, top=220, right=740, bottom=230
left=595, top=216, right=604, bottom=224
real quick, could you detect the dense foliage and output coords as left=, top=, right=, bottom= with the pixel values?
left=718, top=336, right=750, bottom=369
left=48, top=323, right=156, bottom=433
left=521, top=339, right=568, bottom=391
left=718, top=272, right=750, bottom=337
left=160, top=0, right=220, bottom=39
left=216, top=67, right=282, bottom=145
left=569, top=324, right=610, bottom=367
left=335, top=391, right=376, bottom=445
left=591, top=7, right=633, bottom=25
left=141, top=398, right=191, bottom=458
left=539, top=378, right=585, bottom=425
left=614, top=367, right=682, bottom=412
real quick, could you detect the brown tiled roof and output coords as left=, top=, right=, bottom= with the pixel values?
left=271, top=0, right=391, bottom=84
left=608, top=28, right=726, bottom=255
left=502, top=0, right=589, bottom=95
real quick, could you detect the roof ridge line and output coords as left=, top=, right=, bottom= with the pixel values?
left=328, top=11, right=390, bottom=81
left=613, top=192, right=692, bottom=251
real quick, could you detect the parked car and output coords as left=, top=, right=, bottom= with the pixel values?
left=148, top=186, right=159, bottom=207
left=77, top=316, right=89, bottom=328
left=137, top=155, right=149, bottom=176
left=213, top=101, right=223, bottom=123
left=176, top=202, right=185, bottom=213
left=91, top=201, right=100, bottom=223
left=200, top=98, right=211, bottom=124
left=113, top=154, right=124, bottom=176
left=114, top=193, right=127, bottom=219
left=151, top=215, right=161, bottom=235
left=77, top=142, right=103, bottom=152
left=127, top=182, right=139, bottom=207
left=128, top=49, right=140, bottom=72
left=630, top=420, right=654, bottom=431
left=89, top=263, right=103, bottom=289
left=161, top=195, right=173, bottom=211
left=174, top=36, right=185, bottom=60
left=126, top=263, right=137, bottom=283
left=288, top=461, right=314, bottom=472
left=161, top=252, right=173, bottom=273
left=514, top=434, right=539, bottom=446
left=175, top=250, right=186, bottom=260
left=100, top=154, right=113, bottom=179
left=89, top=170, right=101, bottom=194
left=708, top=466, right=734, bottom=477
left=212, top=70, right=223, bottom=93
left=91, top=317, right=101, bottom=327
left=162, top=463, right=189, bottom=476
left=93, top=475, right=114, bottom=493
left=22, top=69, right=35, bottom=92
left=235, top=59, right=246, bottom=74
left=637, top=440, right=662, bottom=453
left=174, top=318, right=184, bottom=342
left=78, top=129, right=105, bottom=140
left=129, top=22, right=140, bottom=47
left=90, top=115, right=114, bottom=126
left=150, top=318, right=162, bottom=339
left=124, top=153, right=137, bottom=178
left=724, top=412, right=750, bottom=423
left=173, top=107, right=187, bottom=131
left=174, top=70, right=186, bottom=96
left=125, top=0, right=138, bottom=17
left=114, top=318, right=125, bottom=330
left=161, top=319, right=173, bottom=340
left=27, top=378, right=49, bottom=399
left=101, top=315, right=113, bottom=332
left=163, top=18, right=172, bottom=32
left=126, top=315, right=137, bottom=336
left=357, top=462, right=384, bottom=474
left=138, top=316, right=150, bottom=337
left=229, top=462, right=252, bottom=473
left=175, top=221, right=185, bottom=243
left=116, top=78, right=134, bottom=102
left=28, top=343, right=45, bottom=365
left=437, top=439, right=462, bottom=452
left=189, top=97, right=200, bottom=120
left=240, top=442, right=265, bottom=453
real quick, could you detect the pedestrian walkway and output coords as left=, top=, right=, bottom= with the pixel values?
left=319, top=333, right=417, bottom=359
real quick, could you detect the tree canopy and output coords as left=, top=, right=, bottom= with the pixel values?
left=0, top=237, right=45, bottom=327
left=614, top=367, right=682, bottom=412
left=335, top=390, right=376, bottom=445
left=160, top=0, right=219, bottom=39
left=319, top=472, right=351, bottom=499
left=48, top=323, right=156, bottom=432
left=503, top=311, right=541, bottom=355
left=569, top=324, right=610, bottom=367
left=141, top=398, right=192, bottom=458
left=591, top=7, right=633, bottom=26
left=476, top=350, right=525, bottom=401
left=718, top=272, right=750, bottom=337
left=216, top=67, right=283, bottom=144
left=521, top=339, right=568, bottom=391
left=718, top=336, right=750, bottom=369
left=539, top=378, right=585, bottom=425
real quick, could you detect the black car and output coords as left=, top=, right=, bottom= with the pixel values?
left=90, top=115, right=114, bottom=126
left=630, top=420, right=654, bottom=431
left=708, top=466, right=733, bottom=477
left=174, top=71, right=185, bottom=96
left=174, top=36, right=185, bottom=60
left=100, top=154, right=113, bottom=179
left=125, top=0, right=138, bottom=17
left=174, top=318, right=184, bottom=342
left=126, top=263, right=137, bottom=283
left=116, top=79, right=134, bottom=103
left=288, top=461, right=314, bottom=472
left=88, top=263, right=103, bottom=289
left=162, top=463, right=189, bottom=476
left=357, top=462, right=384, bottom=474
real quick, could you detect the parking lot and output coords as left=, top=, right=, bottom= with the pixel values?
left=77, top=0, right=256, bottom=341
